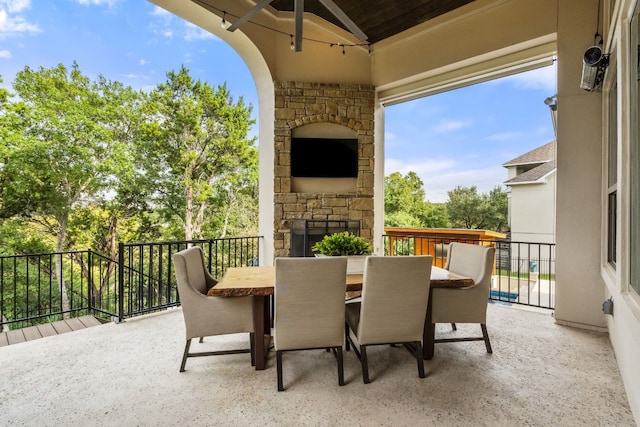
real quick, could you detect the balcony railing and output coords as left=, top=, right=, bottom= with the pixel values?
left=383, top=234, right=555, bottom=310
left=1, top=232, right=553, bottom=331
left=0, top=236, right=262, bottom=330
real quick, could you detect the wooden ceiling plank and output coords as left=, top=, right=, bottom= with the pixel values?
left=317, top=0, right=368, bottom=41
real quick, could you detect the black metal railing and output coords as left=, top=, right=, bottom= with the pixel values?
left=0, top=236, right=262, bottom=330
left=383, top=234, right=555, bottom=309
left=117, top=237, right=261, bottom=322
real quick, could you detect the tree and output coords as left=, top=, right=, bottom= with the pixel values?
left=141, top=66, right=257, bottom=240
left=384, top=171, right=450, bottom=228
left=4, top=63, right=140, bottom=315
left=446, top=185, right=508, bottom=231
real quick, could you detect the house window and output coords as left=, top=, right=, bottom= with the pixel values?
left=607, top=80, right=617, bottom=265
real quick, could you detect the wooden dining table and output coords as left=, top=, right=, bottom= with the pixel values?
left=208, top=265, right=474, bottom=370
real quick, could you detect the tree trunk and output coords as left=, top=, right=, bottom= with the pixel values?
left=56, top=215, right=71, bottom=319
left=185, top=184, right=194, bottom=241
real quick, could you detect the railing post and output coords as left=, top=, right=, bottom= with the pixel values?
left=87, top=249, right=93, bottom=316
left=117, top=242, right=125, bottom=323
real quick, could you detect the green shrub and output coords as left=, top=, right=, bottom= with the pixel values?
left=312, top=231, right=373, bottom=256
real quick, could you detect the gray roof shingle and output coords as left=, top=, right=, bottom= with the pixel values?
left=502, top=140, right=556, bottom=167
left=505, top=159, right=556, bottom=185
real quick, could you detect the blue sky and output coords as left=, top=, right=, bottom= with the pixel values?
left=1, top=0, right=557, bottom=203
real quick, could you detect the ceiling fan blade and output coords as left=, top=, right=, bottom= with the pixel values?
left=227, top=0, right=275, bottom=32
left=294, top=0, right=303, bottom=51
left=317, top=0, right=368, bottom=42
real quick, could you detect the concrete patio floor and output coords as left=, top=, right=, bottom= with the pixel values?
left=0, top=303, right=635, bottom=426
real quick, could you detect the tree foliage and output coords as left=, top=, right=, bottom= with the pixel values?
left=0, top=63, right=258, bottom=322
left=446, top=185, right=508, bottom=231
left=0, top=63, right=258, bottom=254
left=140, top=66, right=257, bottom=240
left=384, top=173, right=508, bottom=232
left=384, top=171, right=450, bottom=228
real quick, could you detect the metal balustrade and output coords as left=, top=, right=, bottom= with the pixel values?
left=0, top=236, right=262, bottom=330
left=2, top=233, right=552, bottom=332
left=383, top=234, right=555, bottom=310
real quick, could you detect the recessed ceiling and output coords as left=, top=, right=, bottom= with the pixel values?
left=268, top=0, right=477, bottom=44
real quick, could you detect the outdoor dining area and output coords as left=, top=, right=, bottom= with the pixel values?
left=174, top=243, right=493, bottom=387
left=0, top=280, right=632, bottom=425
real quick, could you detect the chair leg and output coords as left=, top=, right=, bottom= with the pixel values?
left=481, top=324, right=493, bottom=354
left=451, top=323, right=457, bottom=331
left=361, top=345, right=370, bottom=384
left=250, top=332, right=256, bottom=366
left=415, top=341, right=425, bottom=378
left=345, top=323, right=351, bottom=351
left=336, top=347, right=345, bottom=386
left=180, top=339, right=192, bottom=372
left=276, top=351, right=284, bottom=392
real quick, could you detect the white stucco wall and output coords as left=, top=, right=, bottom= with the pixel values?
left=555, top=0, right=606, bottom=331
left=508, top=174, right=556, bottom=244
left=601, top=0, right=640, bottom=419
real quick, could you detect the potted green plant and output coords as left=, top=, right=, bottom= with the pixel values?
left=312, top=231, right=372, bottom=256
left=312, top=231, right=373, bottom=274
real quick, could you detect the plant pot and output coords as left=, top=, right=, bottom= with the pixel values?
left=314, top=253, right=368, bottom=274
left=346, top=255, right=367, bottom=275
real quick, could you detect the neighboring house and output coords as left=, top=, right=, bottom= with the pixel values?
left=503, top=141, right=556, bottom=244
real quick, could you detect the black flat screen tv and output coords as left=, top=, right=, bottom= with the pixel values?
left=290, top=137, right=358, bottom=178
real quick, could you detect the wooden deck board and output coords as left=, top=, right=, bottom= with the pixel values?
left=64, top=318, right=86, bottom=331
left=6, top=329, right=26, bottom=345
left=50, top=319, right=73, bottom=334
left=22, top=326, right=42, bottom=341
left=78, top=315, right=102, bottom=327
left=0, top=316, right=105, bottom=347
left=37, top=323, right=58, bottom=338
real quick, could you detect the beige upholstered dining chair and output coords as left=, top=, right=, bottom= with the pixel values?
left=274, top=256, right=348, bottom=391
left=172, top=246, right=254, bottom=372
left=431, top=242, right=496, bottom=354
left=345, top=256, right=432, bottom=384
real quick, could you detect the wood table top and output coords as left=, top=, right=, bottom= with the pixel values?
left=208, top=265, right=473, bottom=297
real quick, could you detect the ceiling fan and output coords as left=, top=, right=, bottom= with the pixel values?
left=227, top=0, right=368, bottom=51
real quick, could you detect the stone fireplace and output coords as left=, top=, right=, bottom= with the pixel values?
left=273, top=81, right=375, bottom=258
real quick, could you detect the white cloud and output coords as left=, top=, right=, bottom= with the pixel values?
left=0, top=3, right=40, bottom=39
left=432, top=119, right=472, bottom=133
left=423, top=166, right=507, bottom=203
left=75, top=0, right=121, bottom=6
left=0, top=49, right=10, bottom=58
left=139, top=59, right=149, bottom=66
left=385, top=158, right=506, bottom=203
left=1, top=0, right=30, bottom=13
left=502, top=64, right=557, bottom=92
left=184, top=22, right=215, bottom=41
left=151, top=6, right=171, bottom=17
left=482, top=131, right=523, bottom=142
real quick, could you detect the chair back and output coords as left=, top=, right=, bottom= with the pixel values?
left=357, top=256, right=432, bottom=345
left=444, top=243, right=495, bottom=291
left=274, top=257, right=347, bottom=351
left=172, top=246, right=253, bottom=340
left=173, top=246, right=209, bottom=297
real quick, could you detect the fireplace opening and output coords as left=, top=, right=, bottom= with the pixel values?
left=290, top=219, right=360, bottom=257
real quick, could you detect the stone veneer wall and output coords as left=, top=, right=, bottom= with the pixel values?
left=273, top=81, right=375, bottom=258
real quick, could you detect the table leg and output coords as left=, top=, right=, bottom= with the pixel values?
left=253, top=295, right=271, bottom=370
left=423, top=289, right=435, bottom=360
